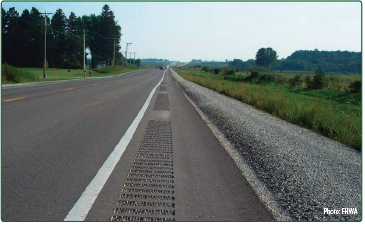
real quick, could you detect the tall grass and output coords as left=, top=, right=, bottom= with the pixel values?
left=2, top=63, right=39, bottom=83
left=94, top=66, right=123, bottom=74
left=175, top=68, right=361, bottom=151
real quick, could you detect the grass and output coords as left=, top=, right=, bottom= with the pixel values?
left=174, top=68, right=361, bottom=151
left=184, top=61, right=229, bottom=68
left=2, top=64, right=138, bottom=84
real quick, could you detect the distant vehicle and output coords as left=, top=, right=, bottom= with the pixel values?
left=159, top=66, right=164, bottom=70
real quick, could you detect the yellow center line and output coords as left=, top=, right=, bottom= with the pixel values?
left=64, top=88, right=75, bottom=91
left=4, top=97, right=27, bottom=102
left=93, top=83, right=98, bottom=86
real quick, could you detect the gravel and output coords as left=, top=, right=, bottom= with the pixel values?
left=171, top=69, right=361, bottom=221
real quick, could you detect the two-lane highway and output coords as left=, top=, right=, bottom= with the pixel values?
left=2, top=69, right=163, bottom=221
left=2, top=69, right=274, bottom=221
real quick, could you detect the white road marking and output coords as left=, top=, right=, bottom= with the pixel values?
left=64, top=70, right=166, bottom=221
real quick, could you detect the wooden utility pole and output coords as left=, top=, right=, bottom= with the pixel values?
left=83, top=29, right=86, bottom=71
left=125, top=43, right=132, bottom=69
left=112, top=38, right=115, bottom=66
left=41, top=11, right=52, bottom=78
left=129, top=52, right=132, bottom=66
left=133, top=52, right=136, bottom=65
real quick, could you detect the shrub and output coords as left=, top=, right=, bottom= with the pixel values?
left=2, top=64, right=38, bottom=83
left=201, top=66, right=210, bottom=72
left=349, top=80, right=361, bottom=93
left=222, top=67, right=235, bottom=75
left=213, top=68, right=221, bottom=74
left=95, top=66, right=120, bottom=74
left=311, top=71, right=326, bottom=89
left=244, top=71, right=260, bottom=83
left=289, top=75, right=303, bottom=87
left=258, top=74, right=275, bottom=84
left=304, top=75, right=312, bottom=88
left=305, top=71, right=327, bottom=89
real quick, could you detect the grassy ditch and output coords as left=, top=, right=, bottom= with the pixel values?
left=174, top=68, right=361, bottom=151
left=2, top=64, right=138, bottom=84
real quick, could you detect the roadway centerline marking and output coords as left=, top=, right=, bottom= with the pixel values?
left=64, top=70, right=166, bottom=221
left=64, top=88, right=75, bottom=91
left=3, top=97, right=27, bottom=102
left=93, top=83, right=98, bottom=86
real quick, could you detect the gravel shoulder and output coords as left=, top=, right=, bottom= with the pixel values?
left=171, top=69, right=361, bottom=221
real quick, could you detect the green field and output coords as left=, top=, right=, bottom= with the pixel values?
left=2, top=64, right=138, bottom=84
left=184, top=61, right=229, bottom=68
left=174, top=68, right=361, bottom=151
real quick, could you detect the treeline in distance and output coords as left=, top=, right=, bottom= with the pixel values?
left=2, top=4, right=122, bottom=69
left=228, top=49, right=360, bottom=74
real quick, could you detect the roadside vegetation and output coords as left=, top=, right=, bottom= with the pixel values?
left=1, top=64, right=138, bottom=83
left=140, top=59, right=171, bottom=68
left=174, top=67, right=361, bottom=151
left=2, top=63, right=40, bottom=83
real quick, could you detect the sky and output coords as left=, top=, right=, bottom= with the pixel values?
left=2, top=1, right=361, bottom=62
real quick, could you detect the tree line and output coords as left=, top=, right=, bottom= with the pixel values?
left=227, top=48, right=360, bottom=74
left=2, top=4, right=123, bottom=69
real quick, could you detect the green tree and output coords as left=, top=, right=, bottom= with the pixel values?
left=348, top=80, right=361, bottom=93
left=51, top=9, right=67, bottom=67
left=99, top=4, right=122, bottom=65
left=65, top=12, right=84, bottom=68
left=2, top=7, right=20, bottom=65
left=255, top=47, right=278, bottom=68
left=136, top=59, right=141, bottom=69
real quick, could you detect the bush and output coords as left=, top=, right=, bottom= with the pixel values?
left=95, top=66, right=121, bottom=74
left=289, top=75, right=303, bottom=87
left=311, top=71, right=326, bottom=89
left=2, top=63, right=39, bottom=83
left=213, top=68, right=221, bottom=74
left=304, top=75, right=312, bottom=88
left=201, top=66, right=210, bottom=72
left=306, top=71, right=326, bottom=89
left=244, top=71, right=260, bottom=83
left=258, top=74, right=275, bottom=84
left=349, top=80, right=361, bottom=93
left=222, top=67, right=235, bottom=76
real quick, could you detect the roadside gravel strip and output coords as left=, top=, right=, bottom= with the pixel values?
left=170, top=69, right=361, bottom=221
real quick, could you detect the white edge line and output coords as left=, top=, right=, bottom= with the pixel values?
left=64, top=70, right=166, bottom=221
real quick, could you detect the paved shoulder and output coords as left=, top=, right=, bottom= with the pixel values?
left=85, top=69, right=274, bottom=221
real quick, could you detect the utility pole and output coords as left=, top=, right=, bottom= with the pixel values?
left=125, top=43, right=132, bottom=69
left=133, top=52, right=136, bottom=65
left=112, top=38, right=115, bottom=66
left=125, top=51, right=127, bottom=67
left=129, top=53, right=132, bottom=66
left=41, top=11, right=52, bottom=78
left=83, top=29, right=86, bottom=77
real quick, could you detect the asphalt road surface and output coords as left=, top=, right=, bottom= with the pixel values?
left=2, top=69, right=274, bottom=221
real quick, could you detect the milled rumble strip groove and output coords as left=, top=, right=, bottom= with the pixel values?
left=111, top=120, right=175, bottom=221
left=3, top=96, right=27, bottom=102
left=64, top=70, right=166, bottom=221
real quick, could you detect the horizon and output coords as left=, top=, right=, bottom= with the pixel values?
left=2, top=2, right=361, bottom=62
